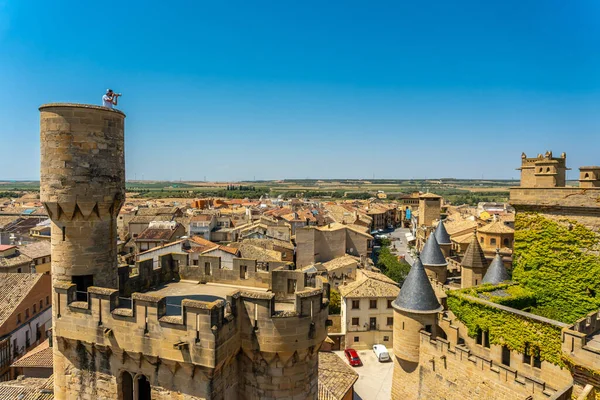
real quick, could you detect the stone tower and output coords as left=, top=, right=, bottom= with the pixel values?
left=391, top=257, right=442, bottom=400
left=433, top=220, right=451, bottom=258
left=417, top=193, right=441, bottom=227
left=40, top=103, right=125, bottom=289
left=419, top=233, right=448, bottom=283
left=517, top=151, right=568, bottom=188
left=460, top=232, right=489, bottom=288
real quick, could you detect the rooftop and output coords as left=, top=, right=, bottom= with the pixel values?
left=482, top=250, right=510, bottom=285
left=420, top=234, right=447, bottom=267
left=434, top=220, right=452, bottom=245
left=18, top=241, right=51, bottom=260
left=322, top=255, right=359, bottom=272
left=0, top=274, right=45, bottom=326
left=11, top=339, right=53, bottom=369
left=392, top=258, right=442, bottom=313
left=339, top=269, right=399, bottom=298
left=478, top=220, right=515, bottom=234
left=318, top=352, right=358, bottom=400
left=461, top=234, right=489, bottom=270
left=0, top=375, right=54, bottom=400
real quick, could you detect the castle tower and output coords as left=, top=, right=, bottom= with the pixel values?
left=417, top=193, right=441, bottom=227
left=391, top=257, right=442, bottom=400
left=460, top=232, right=489, bottom=288
left=481, top=249, right=510, bottom=285
left=420, top=233, right=448, bottom=283
left=518, top=151, right=569, bottom=188
left=433, top=219, right=452, bottom=258
left=40, top=103, right=125, bottom=289
left=579, top=166, right=600, bottom=188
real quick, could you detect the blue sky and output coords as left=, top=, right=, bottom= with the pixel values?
left=0, top=0, right=598, bottom=181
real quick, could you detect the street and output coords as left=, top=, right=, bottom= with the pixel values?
left=333, top=349, right=394, bottom=400
left=388, top=226, right=415, bottom=265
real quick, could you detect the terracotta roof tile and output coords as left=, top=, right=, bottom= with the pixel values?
left=0, top=273, right=44, bottom=327
left=318, top=352, right=358, bottom=400
left=11, top=340, right=52, bottom=368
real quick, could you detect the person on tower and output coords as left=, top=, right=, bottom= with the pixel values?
left=102, top=89, right=121, bottom=109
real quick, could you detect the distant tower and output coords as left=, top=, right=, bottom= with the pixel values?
left=418, top=193, right=441, bottom=227
left=420, top=233, right=448, bottom=283
left=391, top=257, right=442, bottom=400
left=433, top=220, right=452, bottom=258
left=579, top=166, right=600, bottom=188
left=40, top=103, right=125, bottom=290
left=518, top=151, right=569, bottom=188
left=460, top=232, right=489, bottom=288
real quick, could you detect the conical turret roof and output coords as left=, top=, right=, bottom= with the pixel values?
left=482, top=249, right=510, bottom=284
left=393, top=257, right=442, bottom=313
left=420, top=233, right=447, bottom=266
left=434, top=220, right=451, bottom=245
left=461, top=232, right=488, bottom=270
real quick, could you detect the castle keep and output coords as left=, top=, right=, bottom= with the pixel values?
left=41, top=104, right=329, bottom=400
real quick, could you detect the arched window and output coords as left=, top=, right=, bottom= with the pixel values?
left=546, top=167, right=551, bottom=172
left=121, top=372, right=133, bottom=400
left=479, top=237, right=483, bottom=243
left=503, top=238, right=510, bottom=247
left=585, top=173, right=590, bottom=178
left=490, top=238, right=496, bottom=246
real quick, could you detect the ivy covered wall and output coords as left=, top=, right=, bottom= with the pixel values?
left=447, top=290, right=564, bottom=366
left=512, top=213, right=600, bottom=324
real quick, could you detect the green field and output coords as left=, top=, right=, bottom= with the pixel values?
left=0, top=179, right=519, bottom=204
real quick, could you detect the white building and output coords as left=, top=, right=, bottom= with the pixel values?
left=339, top=269, right=400, bottom=350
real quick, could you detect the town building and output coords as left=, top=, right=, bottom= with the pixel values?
left=10, top=339, right=53, bottom=379
left=134, top=221, right=186, bottom=253
left=339, top=269, right=399, bottom=350
left=0, top=273, right=52, bottom=381
left=296, top=222, right=372, bottom=268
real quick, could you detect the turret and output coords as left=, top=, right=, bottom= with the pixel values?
left=392, top=257, right=442, bottom=400
left=460, top=232, right=489, bottom=288
left=481, top=249, right=510, bottom=285
left=434, top=219, right=452, bottom=258
left=40, top=103, right=125, bottom=290
left=420, top=233, right=448, bottom=283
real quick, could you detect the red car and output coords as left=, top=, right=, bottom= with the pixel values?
left=344, top=348, right=362, bottom=367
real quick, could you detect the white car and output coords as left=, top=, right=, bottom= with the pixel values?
left=373, top=344, right=390, bottom=362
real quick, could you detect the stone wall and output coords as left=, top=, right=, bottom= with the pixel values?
left=52, top=280, right=328, bottom=399
left=398, top=332, right=566, bottom=400
left=510, top=187, right=600, bottom=232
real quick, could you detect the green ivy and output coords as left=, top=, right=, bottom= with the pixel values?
left=459, top=283, right=537, bottom=310
left=513, top=213, right=600, bottom=324
left=447, top=291, right=565, bottom=367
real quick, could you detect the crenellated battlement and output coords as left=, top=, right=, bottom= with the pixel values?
left=53, top=278, right=329, bottom=371
left=418, top=331, right=569, bottom=399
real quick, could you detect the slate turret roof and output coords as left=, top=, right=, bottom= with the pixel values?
left=392, top=257, right=442, bottom=313
left=434, top=220, right=452, bottom=245
left=420, top=234, right=447, bottom=266
left=482, top=249, right=510, bottom=285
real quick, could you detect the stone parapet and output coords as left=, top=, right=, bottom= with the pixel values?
left=510, top=187, right=600, bottom=211
left=418, top=331, right=566, bottom=399
left=53, top=280, right=328, bottom=372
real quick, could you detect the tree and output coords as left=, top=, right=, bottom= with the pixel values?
left=376, top=245, right=411, bottom=284
left=329, top=289, right=341, bottom=315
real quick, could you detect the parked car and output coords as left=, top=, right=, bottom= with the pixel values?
left=344, top=348, right=362, bottom=367
left=373, top=344, right=390, bottom=362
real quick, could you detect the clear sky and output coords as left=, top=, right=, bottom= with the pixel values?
left=0, top=0, right=598, bottom=181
